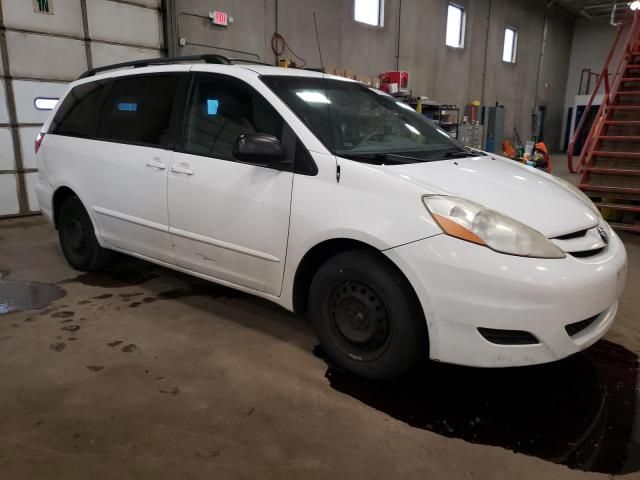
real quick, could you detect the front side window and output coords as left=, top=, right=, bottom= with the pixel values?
left=354, top=0, right=383, bottom=26
left=183, top=74, right=284, bottom=161
left=445, top=3, right=465, bottom=48
left=261, top=76, right=465, bottom=164
left=502, top=27, right=518, bottom=63
left=50, top=79, right=108, bottom=138
left=97, top=75, right=180, bottom=147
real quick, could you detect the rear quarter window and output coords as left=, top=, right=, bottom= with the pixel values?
left=50, top=79, right=109, bottom=138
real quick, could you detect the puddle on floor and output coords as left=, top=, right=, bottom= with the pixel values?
left=316, top=340, right=640, bottom=475
left=0, top=272, right=66, bottom=315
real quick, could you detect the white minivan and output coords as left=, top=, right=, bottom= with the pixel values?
left=36, top=55, right=627, bottom=379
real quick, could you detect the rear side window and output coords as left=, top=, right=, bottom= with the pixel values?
left=97, top=75, right=181, bottom=147
left=183, top=74, right=284, bottom=161
left=50, top=80, right=108, bottom=138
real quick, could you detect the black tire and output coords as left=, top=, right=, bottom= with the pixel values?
left=58, top=196, right=113, bottom=271
left=309, top=250, right=427, bottom=379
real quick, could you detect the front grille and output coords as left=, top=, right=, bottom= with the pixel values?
left=478, top=328, right=539, bottom=345
left=555, top=229, right=588, bottom=240
left=570, top=248, right=605, bottom=258
left=565, top=315, right=599, bottom=337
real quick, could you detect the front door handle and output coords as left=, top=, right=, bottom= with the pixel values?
left=145, top=159, right=167, bottom=170
left=171, top=163, right=194, bottom=175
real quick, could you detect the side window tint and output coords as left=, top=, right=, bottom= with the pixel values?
left=183, top=75, right=284, bottom=160
left=50, top=80, right=108, bottom=138
left=97, top=75, right=180, bottom=146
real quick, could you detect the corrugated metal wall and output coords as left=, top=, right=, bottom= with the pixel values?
left=0, top=0, right=166, bottom=217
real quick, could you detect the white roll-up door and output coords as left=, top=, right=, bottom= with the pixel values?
left=0, top=0, right=166, bottom=218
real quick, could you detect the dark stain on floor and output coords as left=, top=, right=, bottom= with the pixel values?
left=92, top=294, right=113, bottom=300
left=0, top=271, right=66, bottom=315
left=315, top=340, right=640, bottom=475
left=49, top=342, right=66, bottom=352
left=67, top=259, right=160, bottom=288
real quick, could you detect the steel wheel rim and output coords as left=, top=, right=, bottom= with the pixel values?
left=328, top=279, right=391, bottom=361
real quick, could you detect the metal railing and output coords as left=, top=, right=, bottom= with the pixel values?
left=568, top=10, right=640, bottom=174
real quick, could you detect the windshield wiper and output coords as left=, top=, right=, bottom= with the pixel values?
left=441, top=150, right=475, bottom=160
left=339, top=153, right=422, bottom=164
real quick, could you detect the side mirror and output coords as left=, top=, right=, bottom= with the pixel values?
left=233, top=133, right=284, bottom=164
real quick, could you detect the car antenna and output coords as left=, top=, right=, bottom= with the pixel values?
left=313, top=12, right=340, bottom=183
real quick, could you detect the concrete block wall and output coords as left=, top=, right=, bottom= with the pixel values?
left=172, top=0, right=574, bottom=152
left=0, top=0, right=165, bottom=217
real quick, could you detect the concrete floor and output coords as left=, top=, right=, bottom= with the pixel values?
left=1, top=163, right=639, bottom=478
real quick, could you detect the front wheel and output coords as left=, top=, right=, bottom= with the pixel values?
left=309, top=250, right=427, bottom=379
left=58, top=196, right=113, bottom=271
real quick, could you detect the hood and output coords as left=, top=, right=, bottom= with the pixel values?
left=369, top=155, right=599, bottom=238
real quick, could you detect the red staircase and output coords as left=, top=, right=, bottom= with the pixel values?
left=568, top=10, right=640, bottom=233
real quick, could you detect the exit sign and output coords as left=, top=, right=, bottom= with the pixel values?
left=212, top=10, right=228, bottom=26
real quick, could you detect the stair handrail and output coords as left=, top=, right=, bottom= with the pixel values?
left=568, top=10, right=640, bottom=174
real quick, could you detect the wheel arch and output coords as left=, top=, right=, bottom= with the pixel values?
left=52, top=186, right=78, bottom=229
left=291, top=238, right=424, bottom=321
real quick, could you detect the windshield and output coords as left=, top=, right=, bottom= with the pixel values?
left=261, top=75, right=467, bottom=163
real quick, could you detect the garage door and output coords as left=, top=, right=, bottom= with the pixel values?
left=0, top=0, right=166, bottom=217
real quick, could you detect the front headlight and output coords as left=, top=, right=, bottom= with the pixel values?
left=423, top=195, right=566, bottom=259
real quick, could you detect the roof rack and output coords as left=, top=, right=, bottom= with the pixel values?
left=78, top=54, right=272, bottom=79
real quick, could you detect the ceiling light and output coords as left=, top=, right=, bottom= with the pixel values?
left=630, top=1, right=640, bottom=11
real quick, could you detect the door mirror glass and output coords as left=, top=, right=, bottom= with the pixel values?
left=233, top=133, right=284, bottom=164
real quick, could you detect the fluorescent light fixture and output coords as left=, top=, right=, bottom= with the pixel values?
left=396, top=101, right=416, bottom=111
left=117, top=102, right=138, bottom=112
left=34, top=97, right=58, bottom=110
left=296, top=91, right=331, bottom=104
left=404, top=123, right=421, bottom=135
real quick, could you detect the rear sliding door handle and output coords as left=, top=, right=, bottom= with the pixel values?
left=171, top=164, right=194, bottom=175
left=145, top=159, right=167, bottom=170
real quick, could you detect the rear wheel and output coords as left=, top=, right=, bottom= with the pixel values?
left=309, top=250, right=427, bottom=379
left=58, top=196, right=113, bottom=271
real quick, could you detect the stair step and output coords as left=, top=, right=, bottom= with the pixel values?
left=594, top=202, right=640, bottom=213
left=626, top=65, right=640, bottom=69
left=616, top=91, right=640, bottom=95
left=592, top=150, right=640, bottom=158
left=605, top=120, right=640, bottom=125
left=608, top=222, right=640, bottom=233
left=621, top=78, right=640, bottom=82
left=598, top=135, right=640, bottom=141
left=579, top=184, right=640, bottom=194
left=608, top=105, right=640, bottom=110
left=585, top=167, right=640, bottom=175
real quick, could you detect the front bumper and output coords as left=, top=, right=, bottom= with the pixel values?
left=385, top=230, right=627, bottom=367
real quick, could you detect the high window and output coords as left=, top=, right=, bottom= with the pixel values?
left=502, top=27, right=518, bottom=63
left=445, top=3, right=465, bottom=48
left=354, top=0, right=383, bottom=27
